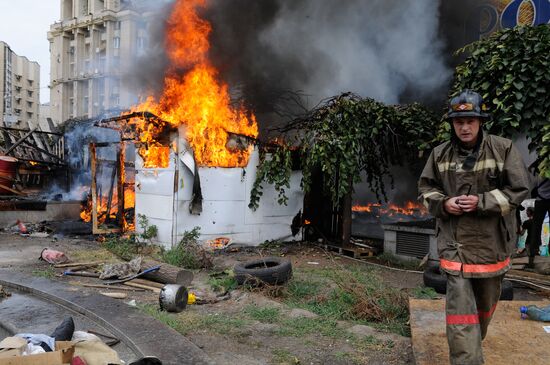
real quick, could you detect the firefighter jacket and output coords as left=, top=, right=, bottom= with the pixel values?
left=418, top=132, right=530, bottom=278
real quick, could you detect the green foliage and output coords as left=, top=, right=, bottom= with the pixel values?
left=161, top=227, right=211, bottom=269
left=137, top=214, right=158, bottom=243
left=208, top=271, right=238, bottom=293
left=103, top=216, right=158, bottom=260
left=451, top=25, right=550, bottom=177
left=103, top=235, right=139, bottom=261
left=250, top=93, right=439, bottom=208
left=249, top=146, right=292, bottom=210
left=410, top=286, right=439, bottom=300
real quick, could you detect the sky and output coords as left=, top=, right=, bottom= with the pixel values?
left=0, top=1, right=60, bottom=104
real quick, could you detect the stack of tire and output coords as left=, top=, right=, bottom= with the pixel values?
left=423, top=262, right=514, bottom=300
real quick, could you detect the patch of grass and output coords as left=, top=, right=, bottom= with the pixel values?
left=376, top=252, right=420, bottom=271
left=410, top=286, right=439, bottom=299
left=32, top=266, right=56, bottom=279
left=138, top=304, right=248, bottom=337
left=271, top=349, right=300, bottom=364
left=285, top=279, right=322, bottom=299
left=281, top=267, right=410, bottom=337
left=70, top=248, right=118, bottom=263
left=244, top=305, right=281, bottom=323
left=208, top=273, right=238, bottom=293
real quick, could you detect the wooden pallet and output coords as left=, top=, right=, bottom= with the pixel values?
left=323, top=244, right=376, bottom=259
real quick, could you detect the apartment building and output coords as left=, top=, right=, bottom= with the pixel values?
left=0, top=41, right=40, bottom=128
left=48, top=0, right=152, bottom=124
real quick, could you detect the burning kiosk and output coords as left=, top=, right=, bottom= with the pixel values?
left=88, top=112, right=304, bottom=248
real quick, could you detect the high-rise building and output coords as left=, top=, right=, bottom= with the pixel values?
left=0, top=41, right=40, bottom=128
left=48, top=0, right=152, bottom=124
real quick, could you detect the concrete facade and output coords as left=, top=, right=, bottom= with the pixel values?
left=0, top=41, right=40, bottom=128
left=48, top=0, right=152, bottom=124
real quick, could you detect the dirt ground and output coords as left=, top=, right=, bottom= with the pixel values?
left=1, top=231, right=545, bottom=365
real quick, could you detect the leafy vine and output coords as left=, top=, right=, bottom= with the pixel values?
left=449, top=25, right=550, bottom=177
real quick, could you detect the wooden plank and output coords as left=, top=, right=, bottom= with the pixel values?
left=5, top=127, right=38, bottom=155
left=409, top=299, right=550, bottom=365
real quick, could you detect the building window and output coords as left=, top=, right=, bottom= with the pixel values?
left=27, top=101, right=33, bottom=108
left=27, top=91, right=33, bottom=97
left=113, top=37, right=120, bottom=49
left=28, top=80, right=33, bottom=86
left=114, top=21, right=121, bottom=30
left=137, top=37, right=145, bottom=49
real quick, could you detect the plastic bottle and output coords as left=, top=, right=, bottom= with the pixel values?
left=520, top=304, right=550, bottom=321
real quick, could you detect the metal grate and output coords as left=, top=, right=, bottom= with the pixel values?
left=396, top=231, right=430, bottom=258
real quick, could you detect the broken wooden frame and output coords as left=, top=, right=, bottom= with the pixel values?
left=0, top=126, right=67, bottom=192
left=89, top=142, right=134, bottom=235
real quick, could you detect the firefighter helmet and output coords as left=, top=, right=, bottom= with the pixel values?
left=446, top=89, right=490, bottom=119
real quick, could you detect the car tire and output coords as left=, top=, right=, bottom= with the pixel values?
left=423, top=263, right=447, bottom=294
left=234, top=257, right=292, bottom=285
left=423, top=263, right=515, bottom=300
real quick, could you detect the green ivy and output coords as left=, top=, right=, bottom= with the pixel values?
left=450, top=25, right=550, bottom=177
left=248, top=146, right=292, bottom=210
left=249, top=94, right=439, bottom=209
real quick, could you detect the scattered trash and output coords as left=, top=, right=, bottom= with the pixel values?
left=307, top=262, right=320, bottom=265
left=39, top=248, right=69, bottom=264
left=104, top=265, right=161, bottom=285
left=187, top=292, right=196, bottom=305
left=29, top=232, right=50, bottom=238
left=543, top=326, right=550, bottom=334
left=520, top=304, right=550, bottom=321
left=100, top=257, right=142, bottom=280
left=126, top=299, right=137, bottom=307
left=16, top=219, right=28, bottom=235
left=0, top=285, right=11, bottom=298
left=159, top=284, right=188, bottom=313
left=99, top=292, right=128, bottom=299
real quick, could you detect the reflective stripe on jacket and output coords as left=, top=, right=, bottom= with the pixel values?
left=418, top=133, right=530, bottom=278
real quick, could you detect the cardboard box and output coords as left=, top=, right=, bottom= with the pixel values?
left=0, top=340, right=74, bottom=365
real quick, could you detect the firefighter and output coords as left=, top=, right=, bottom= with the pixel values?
left=418, top=90, right=530, bottom=365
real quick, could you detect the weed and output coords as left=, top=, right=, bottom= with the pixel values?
left=32, top=266, right=56, bottom=279
left=376, top=252, right=420, bottom=270
left=208, top=272, right=238, bottom=293
left=271, top=349, right=300, bottom=364
left=161, top=227, right=212, bottom=269
left=410, top=286, right=439, bottom=299
left=244, top=305, right=281, bottom=323
left=103, top=235, right=139, bottom=261
left=137, top=214, right=158, bottom=244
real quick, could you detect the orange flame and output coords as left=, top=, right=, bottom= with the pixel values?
left=132, top=0, right=258, bottom=168
left=352, top=201, right=428, bottom=217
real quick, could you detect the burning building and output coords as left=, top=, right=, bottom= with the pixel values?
left=78, top=0, right=304, bottom=247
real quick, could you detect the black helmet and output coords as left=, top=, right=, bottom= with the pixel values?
left=446, top=89, right=490, bottom=119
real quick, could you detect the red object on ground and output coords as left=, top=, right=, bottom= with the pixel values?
left=40, top=248, right=69, bottom=264
left=16, top=219, right=28, bottom=234
left=0, top=156, right=17, bottom=195
left=71, top=356, right=88, bottom=365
